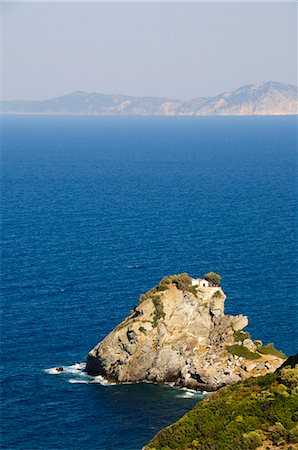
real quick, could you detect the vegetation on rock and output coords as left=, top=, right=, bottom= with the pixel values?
left=227, top=344, right=261, bottom=360
left=151, top=296, right=166, bottom=328
left=212, top=290, right=222, bottom=299
left=204, top=272, right=221, bottom=286
left=257, top=343, right=286, bottom=359
left=139, top=273, right=198, bottom=304
left=166, top=273, right=198, bottom=295
left=234, top=330, right=251, bottom=342
left=145, top=364, right=298, bottom=450
left=138, top=273, right=199, bottom=327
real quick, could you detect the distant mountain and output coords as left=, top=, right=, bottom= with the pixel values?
left=1, top=82, right=297, bottom=116
left=184, top=82, right=297, bottom=116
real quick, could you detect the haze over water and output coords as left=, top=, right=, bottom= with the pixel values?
left=1, top=116, right=297, bottom=449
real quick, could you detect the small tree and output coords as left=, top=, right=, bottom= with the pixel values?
left=204, top=272, right=221, bottom=286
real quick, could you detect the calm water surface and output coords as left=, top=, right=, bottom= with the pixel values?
left=1, top=116, right=297, bottom=449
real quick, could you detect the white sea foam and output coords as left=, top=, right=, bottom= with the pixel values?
left=164, top=381, right=175, bottom=387
left=180, top=387, right=198, bottom=393
left=44, top=367, right=64, bottom=375
left=202, top=390, right=212, bottom=395
left=44, top=362, right=85, bottom=375
left=62, top=363, right=85, bottom=374
left=91, top=375, right=116, bottom=386
left=174, top=388, right=206, bottom=399
left=177, top=392, right=195, bottom=398
left=44, top=367, right=62, bottom=375
left=45, top=364, right=208, bottom=393
left=44, top=363, right=118, bottom=386
left=176, top=389, right=199, bottom=398
left=68, top=379, right=89, bottom=384
left=67, top=376, right=116, bottom=386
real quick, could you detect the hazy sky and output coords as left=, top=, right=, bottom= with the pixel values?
left=1, top=2, right=297, bottom=101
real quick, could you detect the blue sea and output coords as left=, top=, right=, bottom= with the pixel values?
left=1, top=115, right=297, bottom=449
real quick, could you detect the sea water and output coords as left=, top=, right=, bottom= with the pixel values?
left=1, top=115, right=297, bottom=449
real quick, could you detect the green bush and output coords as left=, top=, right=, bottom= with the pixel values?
left=139, top=289, right=160, bottom=304
left=162, top=273, right=198, bottom=296
left=269, top=422, right=288, bottom=445
left=274, top=383, right=290, bottom=397
left=212, top=290, right=222, bottom=299
left=242, top=429, right=265, bottom=449
left=234, top=331, right=250, bottom=342
left=280, top=365, right=298, bottom=395
left=227, top=344, right=261, bottom=360
left=289, top=424, right=298, bottom=443
left=257, top=343, right=286, bottom=359
left=204, top=272, right=221, bottom=286
left=151, top=295, right=166, bottom=328
left=139, top=273, right=198, bottom=304
left=145, top=367, right=298, bottom=450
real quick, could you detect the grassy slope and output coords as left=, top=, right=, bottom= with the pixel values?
left=145, top=365, right=298, bottom=450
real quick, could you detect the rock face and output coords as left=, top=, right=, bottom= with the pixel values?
left=86, top=274, right=285, bottom=390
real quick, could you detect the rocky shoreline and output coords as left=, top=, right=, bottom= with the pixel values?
left=86, top=273, right=286, bottom=391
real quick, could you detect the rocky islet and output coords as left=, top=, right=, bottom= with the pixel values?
left=86, top=274, right=286, bottom=390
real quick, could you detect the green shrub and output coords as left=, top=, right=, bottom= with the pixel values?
left=257, top=343, right=286, bottom=359
left=212, top=290, right=222, bottom=299
left=204, top=272, right=221, bottom=285
left=139, top=273, right=198, bottom=304
left=115, top=315, right=133, bottom=331
left=162, top=273, right=198, bottom=296
left=139, top=326, right=147, bottom=334
left=234, top=330, right=250, bottom=342
left=227, top=344, right=261, bottom=360
left=139, top=289, right=160, bottom=304
left=242, top=429, right=265, bottom=449
left=145, top=368, right=298, bottom=450
left=274, top=383, right=290, bottom=397
left=280, top=365, right=298, bottom=394
left=289, top=424, right=298, bottom=443
left=269, top=422, right=288, bottom=445
left=151, top=295, right=166, bottom=328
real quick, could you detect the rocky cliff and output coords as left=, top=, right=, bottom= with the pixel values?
left=86, top=274, right=285, bottom=390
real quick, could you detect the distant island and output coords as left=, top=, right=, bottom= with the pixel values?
left=1, top=81, right=297, bottom=116
left=86, top=273, right=286, bottom=391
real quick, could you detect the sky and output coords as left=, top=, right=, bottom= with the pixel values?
left=1, top=2, right=297, bottom=101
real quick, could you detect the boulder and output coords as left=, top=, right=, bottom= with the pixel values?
left=244, top=362, right=258, bottom=372
left=232, top=315, right=248, bottom=331
left=243, top=339, right=257, bottom=352
left=210, top=297, right=225, bottom=318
